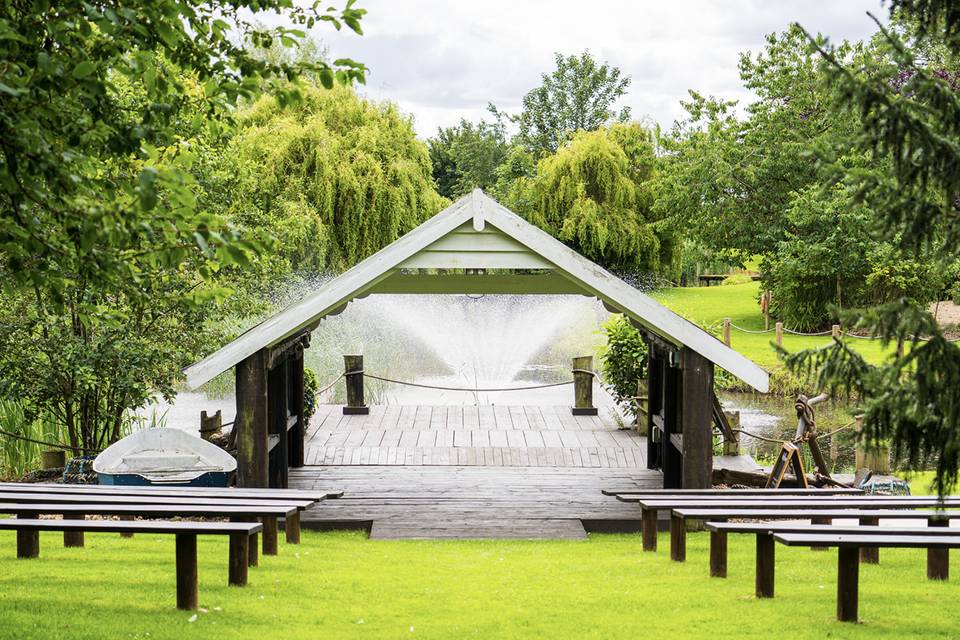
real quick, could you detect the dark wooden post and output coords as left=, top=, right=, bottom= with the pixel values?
left=858, top=516, right=880, bottom=563
left=235, top=351, right=269, bottom=488
left=175, top=533, right=199, bottom=611
left=63, top=513, right=84, bottom=548
left=285, top=511, right=301, bottom=544
left=267, top=361, right=289, bottom=489
left=641, top=507, right=658, bottom=552
left=681, top=347, right=713, bottom=489
left=16, top=517, right=39, bottom=559
left=927, top=517, right=949, bottom=580
left=199, top=410, right=222, bottom=442
left=262, top=517, right=278, bottom=556
left=571, top=355, right=598, bottom=416
left=289, top=353, right=306, bottom=468
left=228, top=533, right=249, bottom=587
left=670, top=513, right=686, bottom=562
left=755, top=532, right=775, bottom=598
left=41, top=450, right=66, bottom=469
left=710, top=526, right=728, bottom=578
left=837, top=545, right=860, bottom=622
left=343, top=355, right=368, bottom=415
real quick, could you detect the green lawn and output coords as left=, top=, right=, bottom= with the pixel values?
left=1, top=529, right=957, bottom=639
left=651, top=282, right=894, bottom=369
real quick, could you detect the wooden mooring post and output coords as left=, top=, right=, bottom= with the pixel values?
left=343, top=355, right=369, bottom=415
left=775, top=322, right=783, bottom=347
left=722, top=411, right=740, bottom=456
left=199, top=410, right=222, bottom=442
left=571, top=355, right=598, bottom=416
left=722, top=318, right=731, bottom=347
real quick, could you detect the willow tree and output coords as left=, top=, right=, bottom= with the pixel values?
left=507, top=123, right=675, bottom=275
left=228, top=85, right=446, bottom=274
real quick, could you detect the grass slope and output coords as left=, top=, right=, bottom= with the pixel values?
left=0, top=529, right=956, bottom=639
left=651, top=282, right=893, bottom=369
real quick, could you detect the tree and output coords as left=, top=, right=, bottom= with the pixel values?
left=427, top=119, right=508, bottom=199
left=491, top=51, right=631, bottom=157
left=0, top=1, right=367, bottom=452
left=785, top=1, right=960, bottom=494
left=507, top=123, right=676, bottom=274
left=226, top=84, right=447, bottom=276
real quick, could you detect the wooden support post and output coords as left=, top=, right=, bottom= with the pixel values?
left=16, top=530, right=39, bottom=559
left=710, top=525, right=728, bottom=578
left=118, top=514, right=135, bottom=537
left=775, top=322, right=783, bottom=348
left=755, top=533, right=775, bottom=598
left=41, top=450, right=65, bottom=469
left=927, top=518, right=949, bottom=580
left=722, top=411, right=740, bottom=456
left=199, top=409, right=222, bottom=442
left=571, top=355, right=598, bottom=416
left=175, top=533, right=199, bottom=611
left=811, top=516, right=832, bottom=550
left=859, top=516, right=880, bottom=564
left=236, top=350, right=269, bottom=488
left=681, top=348, right=713, bottom=489
left=285, top=511, right=301, bottom=544
left=63, top=513, right=84, bottom=548
left=289, top=353, right=306, bottom=468
left=228, top=533, right=249, bottom=587
left=837, top=545, right=860, bottom=622
left=343, top=355, right=369, bottom=415
left=722, top=317, right=731, bottom=347
left=262, top=516, right=278, bottom=555
left=248, top=532, right=259, bottom=567
left=670, top=513, right=686, bottom=562
left=641, top=507, right=658, bottom=552
left=832, top=324, right=842, bottom=339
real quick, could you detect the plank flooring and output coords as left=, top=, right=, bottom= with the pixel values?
left=305, top=404, right=646, bottom=469
left=293, top=405, right=658, bottom=539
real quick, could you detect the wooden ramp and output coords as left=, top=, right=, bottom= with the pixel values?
left=290, top=405, right=660, bottom=539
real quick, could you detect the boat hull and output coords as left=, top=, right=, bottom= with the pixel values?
left=98, top=471, right=231, bottom=487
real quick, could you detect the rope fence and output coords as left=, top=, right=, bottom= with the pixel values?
left=315, top=367, right=604, bottom=396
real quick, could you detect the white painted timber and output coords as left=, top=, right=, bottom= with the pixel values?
left=183, top=189, right=769, bottom=392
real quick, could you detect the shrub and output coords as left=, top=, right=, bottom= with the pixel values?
left=598, top=315, right=648, bottom=421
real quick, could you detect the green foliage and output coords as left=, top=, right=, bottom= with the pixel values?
left=428, top=119, right=509, bottom=199
left=785, top=2, right=960, bottom=495
left=598, top=315, right=647, bottom=420
left=721, top=274, right=754, bottom=286
left=490, top=51, right=631, bottom=157
left=507, top=123, right=676, bottom=273
left=0, top=401, right=65, bottom=479
left=303, top=368, right=319, bottom=425
left=227, top=85, right=446, bottom=275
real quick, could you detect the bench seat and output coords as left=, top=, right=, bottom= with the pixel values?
left=0, top=518, right=262, bottom=610
left=0, top=482, right=341, bottom=501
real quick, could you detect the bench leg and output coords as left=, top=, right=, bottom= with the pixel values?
left=670, top=514, right=686, bottom=562
left=710, top=530, right=728, bottom=578
left=229, top=533, right=249, bottom=587
left=262, top=517, right=278, bottom=556
left=755, top=533, right=775, bottom=598
left=927, top=518, right=949, bottom=581
left=16, top=530, right=39, bottom=559
left=175, top=534, right=198, bottom=611
left=837, top=545, right=860, bottom=622
left=248, top=532, right=259, bottom=567
left=119, top=515, right=135, bottom=538
left=63, top=514, right=85, bottom=548
left=285, top=511, right=301, bottom=544
left=858, top=516, right=879, bottom=564
left=641, top=507, right=657, bottom=552
left=810, top=516, right=831, bottom=550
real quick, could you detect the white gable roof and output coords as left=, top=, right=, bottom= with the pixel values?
left=183, top=190, right=769, bottom=392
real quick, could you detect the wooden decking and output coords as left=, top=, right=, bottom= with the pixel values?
left=290, top=404, right=660, bottom=539
left=304, top=404, right=647, bottom=468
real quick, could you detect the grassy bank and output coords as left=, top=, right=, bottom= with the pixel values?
left=0, top=529, right=956, bottom=639
left=651, top=282, right=893, bottom=372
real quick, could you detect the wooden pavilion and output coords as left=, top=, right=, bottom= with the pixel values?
left=182, top=190, right=769, bottom=489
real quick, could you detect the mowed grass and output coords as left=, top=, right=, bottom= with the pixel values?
left=651, top=282, right=894, bottom=369
left=0, top=529, right=957, bottom=639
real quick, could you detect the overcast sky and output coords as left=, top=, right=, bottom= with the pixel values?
left=314, top=1, right=887, bottom=138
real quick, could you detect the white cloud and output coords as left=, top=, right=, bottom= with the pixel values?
left=311, top=0, right=887, bottom=137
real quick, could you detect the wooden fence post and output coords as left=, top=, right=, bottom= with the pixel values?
left=723, top=411, right=740, bottom=456
left=775, top=322, right=783, bottom=347
left=832, top=324, right=842, bottom=339
left=572, top=355, right=598, bottom=416
left=764, top=290, right=772, bottom=330
left=343, top=355, right=369, bottom=415
left=722, top=318, right=731, bottom=347
left=199, top=410, right=222, bottom=442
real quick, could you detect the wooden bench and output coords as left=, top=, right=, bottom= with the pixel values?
left=775, top=532, right=960, bottom=622
left=628, top=496, right=960, bottom=554
left=0, top=482, right=342, bottom=501
left=0, top=501, right=300, bottom=566
left=703, top=520, right=958, bottom=598
left=0, top=491, right=314, bottom=555
left=678, top=508, right=960, bottom=575
left=602, top=488, right=862, bottom=497
left=0, top=518, right=261, bottom=610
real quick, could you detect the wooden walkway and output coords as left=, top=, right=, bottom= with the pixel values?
left=304, top=404, right=646, bottom=469
left=290, top=405, right=659, bottom=539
